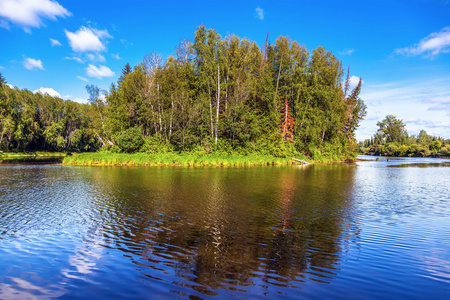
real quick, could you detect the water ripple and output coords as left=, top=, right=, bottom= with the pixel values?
left=0, top=163, right=449, bottom=298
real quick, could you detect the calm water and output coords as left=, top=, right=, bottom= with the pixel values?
left=0, top=156, right=449, bottom=299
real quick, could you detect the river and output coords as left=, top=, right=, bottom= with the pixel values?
left=0, top=156, right=449, bottom=299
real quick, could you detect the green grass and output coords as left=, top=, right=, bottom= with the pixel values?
left=62, top=152, right=309, bottom=167
left=0, top=151, right=66, bottom=158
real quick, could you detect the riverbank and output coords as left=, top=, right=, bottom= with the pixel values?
left=0, top=151, right=66, bottom=159
left=62, top=152, right=312, bottom=167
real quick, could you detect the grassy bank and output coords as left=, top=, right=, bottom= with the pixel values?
left=0, top=151, right=66, bottom=158
left=62, top=152, right=310, bottom=167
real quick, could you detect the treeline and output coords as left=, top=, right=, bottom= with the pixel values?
left=1, top=26, right=367, bottom=159
left=359, top=115, right=450, bottom=157
left=92, top=26, right=367, bottom=159
left=0, top=81, right=98, bottom=152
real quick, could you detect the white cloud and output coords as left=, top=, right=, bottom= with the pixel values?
left=64, top=56, right=84, bottom=64
left=23, top=57, right=43, bottom=70
left=111, top=53, right=121, bottom=60
left=86, top=64, right=115, bottom=78
left=349, top=75, right=362, bottom=87
left=255, top=7, right=264, bottom=20
left=339, top=49, right=355, bottom=56
left=394, top=27, right=450, bottom=58
left=86, top=53, right=105, bottom=62
left=33, top=87, right=61, bottom=98
left=73, top=98, right=88, bottom=104
left=65, top=26, right=112, bottom=52
left=50, top=38, right=61, bottom=46
left=422, top=96, right=450, bottom=104
left=6, top=83, right=13, bottom=88
left=77, top=75, right=88, bottom=82
left=0, top=0, right=70, bottom=31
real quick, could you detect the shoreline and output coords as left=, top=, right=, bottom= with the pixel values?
left=62, top=152, right=316, bottom=167
left=359, top=153, right=450, bottom=159
left=0, top=152, right=66, bottom=159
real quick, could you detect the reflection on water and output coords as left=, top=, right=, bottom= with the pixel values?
left=0, top=159, right=449, bottom=299
left=0, top=157, right=63, bottom=165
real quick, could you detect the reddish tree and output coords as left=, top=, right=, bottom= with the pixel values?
left=281, top=98, right=295, bottom=142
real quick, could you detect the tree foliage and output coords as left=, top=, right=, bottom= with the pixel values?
left=116, top=127, right=144, bottom=153
left=377, top=115, right=408, bottom=144
left=1, top=26, right=369, bottom=159
left=0, top=72, right=6, bottom=86
left=0, top=84, right=97, bottom=152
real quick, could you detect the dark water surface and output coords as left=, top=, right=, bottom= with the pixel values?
left=0, top=157, right=449, bottom=299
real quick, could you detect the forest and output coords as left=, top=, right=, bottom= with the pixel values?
left=0, top=26, right=367, bottom=160
left=359, top=115, right=450, bottom=158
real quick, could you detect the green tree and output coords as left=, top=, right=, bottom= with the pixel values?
left=117, top=127, right=144, bottom=153
left=118, top=63, right=133, bottom=86
left=0, top=72, right=6, bottom=86
left=342, top=74, right=367, bottom=145
left=377, top=115, right=408, bottom=144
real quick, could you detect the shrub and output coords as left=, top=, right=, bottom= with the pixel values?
left=116, top=127, right=144, bottom=153
left=141, top=134, right=175, bottom=153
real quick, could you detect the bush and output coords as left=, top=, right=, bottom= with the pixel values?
left=141, top=134, right=175, bottom=153
left=116, top=127, right=144, bottom=153
left=110, top=145, right=122, bottom=153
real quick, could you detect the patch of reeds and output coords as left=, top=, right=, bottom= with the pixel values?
left=0, top=151, right=66, bottom=158
left=62, top=152, right=306, bottom=167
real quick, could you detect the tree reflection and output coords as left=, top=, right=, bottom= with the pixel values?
left=86, top=165, right=359, bottom=297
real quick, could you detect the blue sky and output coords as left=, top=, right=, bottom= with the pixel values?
left=1, top=0, right=449, bottom=141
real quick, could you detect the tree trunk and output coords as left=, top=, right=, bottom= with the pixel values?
left=225, top=74, right=228, bottom=114
left=215, top=64, right=220, bottom=144
left=274, top=54, right=284, bottom=108
left=170, top=94, right=173, bottom=138
left=208, top=83, right=213, bottom=138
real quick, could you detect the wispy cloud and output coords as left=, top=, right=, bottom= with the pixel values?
left=423, top=96, right=450, bottom=117
left=77, top=76, right=89, bottom=82
left=65, top=56, right=84, bottom=64
left=339, top=49, right=355, bottom=56
left=394, top=27, right=450, bottom=58
left=111, top=53, right=121, bottom=60
left=23, top=57, right=43, bottom=70
left=255, top=7, right=264, bottom=21
left=65, top=26, right=112, bottom=52
left=86, top=53, right=105, bottom=62
left=0, top=0, right=70, bottom=32
left=33, top=87, right=61, bottom=98
left=86, top=64, right=114, bottom=78
left=120, top=39, right=133, bottom=48
left=50, top=38, right=61, bottom=46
